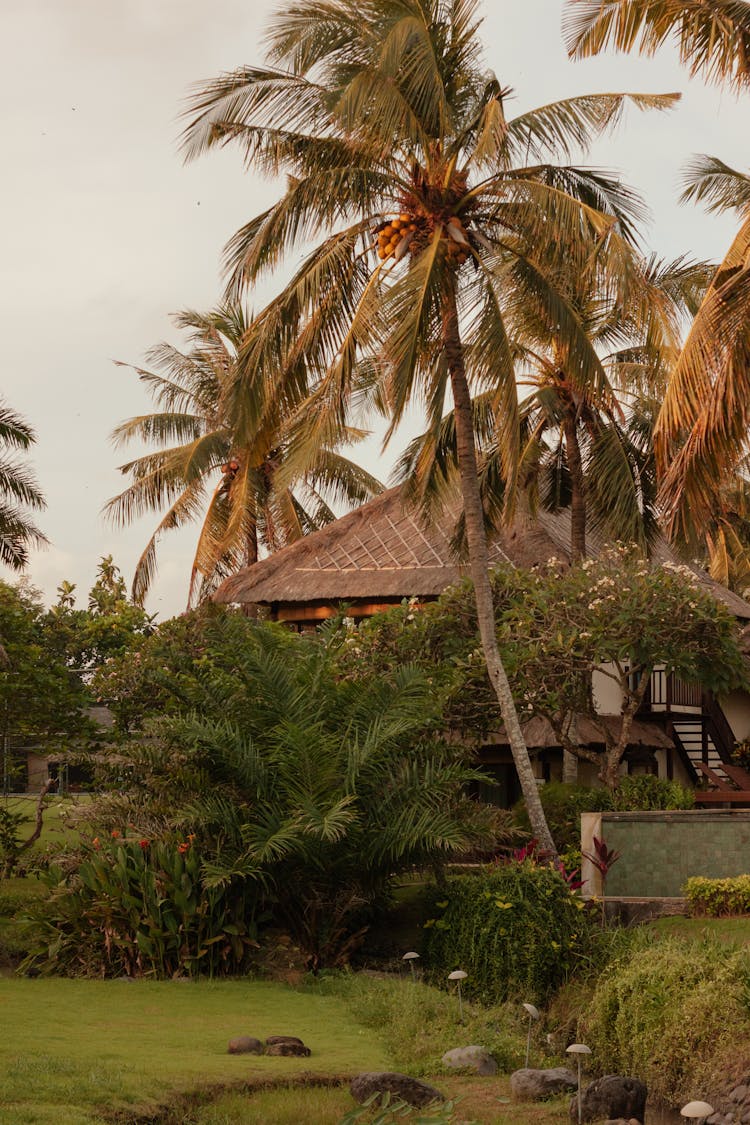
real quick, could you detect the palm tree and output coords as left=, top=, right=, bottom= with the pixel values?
left=397, top=252, right=711, bottom=568
left=565, top=2, right=750, bottom=543
left=0, top=400, right=47, bottom=571
left=564, top=1, right=750, bottom=92
left=181, top=0, right=680, bottom=852
left=106, top=304, right=382, bottom=606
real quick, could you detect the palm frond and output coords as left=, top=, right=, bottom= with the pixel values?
left=681, top=154, right=750, bottom=216
left=564, top=0, right=750, bottom=92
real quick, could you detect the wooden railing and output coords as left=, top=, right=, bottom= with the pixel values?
left=639, top=668, right=703, bottom=712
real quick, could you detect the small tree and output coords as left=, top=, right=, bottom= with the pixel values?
left=334, top=549, right=747, bottom=789
left=83, top=617, right=491, bottom=968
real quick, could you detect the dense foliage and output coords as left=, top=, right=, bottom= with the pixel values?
left=335, top=549, right=746, bottom=786
left=580, top=937, right=750, bottom=1103
left=685, top=874, right=750, bottom=917
left=24, top=835, right=259, bottom=978
left=75, top=614, right=491, bottom=972
left=515, top=777, right=695, bottom=852
left=0, top=582, right=92, bottom=781
left=422, top=861, right=592, bottom=1002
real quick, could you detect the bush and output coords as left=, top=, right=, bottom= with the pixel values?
left=612, top=775, right=694, bottom=811
left=579, top=938, right=750, bottom=1103
left=515, top=784, right=612, bottom=852
left=24, top=835, right=260, bottom=978
left=515, top=778, right=694, bottom=853
left=685, top=874, right=750, bottom=916
left=422, top=862, right=592, bottom=1002
left=84, top=621, right=490, bottom=970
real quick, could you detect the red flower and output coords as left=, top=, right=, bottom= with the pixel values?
left=110, top=829, right=120, bottom=839
left=138, top=839, right=150, bottom=849
left=177, top=842, right=190, bottom=854
left=92, top=837, right=101, bottom=850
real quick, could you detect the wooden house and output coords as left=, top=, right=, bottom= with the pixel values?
left=213, top=487, right=750, bottom=804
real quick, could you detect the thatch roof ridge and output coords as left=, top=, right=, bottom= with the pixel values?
left=212, top=485, right=750, bottom=620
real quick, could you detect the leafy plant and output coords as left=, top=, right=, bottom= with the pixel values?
left=422, top=862, right=592, bottom=1002
left=685, top=874, right=750, bottom=917
left=84, top=618, right=491, bottom=970
left=579, top=937, right=750, bottom=1103
left=23, top=835, right=260, bottom=978
left=582, top=836, right=621, bottom=906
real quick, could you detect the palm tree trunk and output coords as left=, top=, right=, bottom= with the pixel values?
left=563, top=410, right=586, bottom=561
left=441, top=281, right=556, bottom=856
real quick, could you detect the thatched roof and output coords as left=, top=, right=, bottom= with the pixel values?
left=490, top=714, right=674, bottom=751
left=212, top=485, right=750, bottom=620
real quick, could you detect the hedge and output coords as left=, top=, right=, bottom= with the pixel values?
left=422, top=861, right=591, bottom=1002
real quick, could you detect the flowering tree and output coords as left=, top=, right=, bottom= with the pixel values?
left=334, top=548, right=747, bottom=788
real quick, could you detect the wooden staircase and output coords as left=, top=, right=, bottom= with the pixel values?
left=641, top=670, right=750, bottom=802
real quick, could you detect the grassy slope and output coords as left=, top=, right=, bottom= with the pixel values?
left=0, top=979, right=389, bottom=1125
left=648, top=914, right=750, bottom=944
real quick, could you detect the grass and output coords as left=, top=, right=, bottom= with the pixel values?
left=0, top=978, right=389, bottom=1124
left=0, top=794, right=90, bottom=854
left=648, top=914, right=750, bottom=945
left=187, top=1078, right=572, bottom=1124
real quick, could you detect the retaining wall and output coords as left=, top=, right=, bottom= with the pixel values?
left=580, top=809, right=750, bottom=898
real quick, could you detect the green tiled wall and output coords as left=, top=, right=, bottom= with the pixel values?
left=601, top=811, right=750, bottom=898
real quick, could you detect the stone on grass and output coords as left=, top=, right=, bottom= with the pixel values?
left=442, top=1046, right=497, bottom=1076
left=227, top=1036, right=263, bottom=1055
left=510, top=1067, right=578, bottom=1100
left=265, top=1041, right=311, bottom=1057
left=571, top=1075, right=647, bottom=1123
left=265, top=1035, right=305, bottom=1047
left=350, top=1073, right=445, bottom=1108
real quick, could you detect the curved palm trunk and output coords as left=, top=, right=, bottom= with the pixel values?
left=441, top=282, right=557, bottom=856
left=563, top=410, right=587, bottom=561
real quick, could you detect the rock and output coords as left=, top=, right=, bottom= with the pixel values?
left=265, top=1036, right=305, bottom=1047
left=571, top=1075, right=647, bottom=1123
left=732, top=1088, right=749, bottom=1104
left=265, top=1041, right=311, bottom=1057
left=510, top=1067, right=578, bottom=1100
left=442, top=1046, right=498, bottom=1076
left=350, top=1073, right=445, bottom=1108
left=227, top=1036, right=263, bottom=1055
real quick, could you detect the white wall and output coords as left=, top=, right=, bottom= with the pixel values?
left=592, top=666, right=624, bottom=714
left=720, top=691, right=750, bottom=742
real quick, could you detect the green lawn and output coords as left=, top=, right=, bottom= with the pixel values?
left=1, top=795, right=90, bottom=854
left=648, top=914, right=750, bottom=944
left=0, top=979, right=390, bottom=1125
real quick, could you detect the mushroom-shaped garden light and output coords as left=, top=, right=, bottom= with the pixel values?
left=522, top=1002, right=540, bottom=1067
left=448, top=970, right=468, bottom=1021
left=680, top=1102, right=714, bottom=1124
left=566, top=1043, right=592, bottom=1125
left=402, top=951, right=420, bottom=980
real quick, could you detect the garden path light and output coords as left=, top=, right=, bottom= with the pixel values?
left=448, top=970, right=467, bottom=1022
left=566, top=1043, right=591, bottom=1125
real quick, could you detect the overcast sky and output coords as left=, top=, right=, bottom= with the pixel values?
left=2, top=0, right=747, bottom=619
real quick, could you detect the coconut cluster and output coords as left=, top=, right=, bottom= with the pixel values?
left=376, top=214, right=420, bottom=260
left=375, top=212, right=472, bottom=266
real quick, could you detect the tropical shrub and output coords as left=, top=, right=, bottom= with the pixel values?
left=685, top=874, right=750, bottom=917
left=514, top=778, right=694, bottom=853
left=422, top=862, right=591, bottom=1002
left=612, top=774, right=694, bottom=811
left=24, top=834, right=260, bottom=978
left=82, top=619, right=491, bottom=971
left=580, top=938, right=750, bottom=1103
